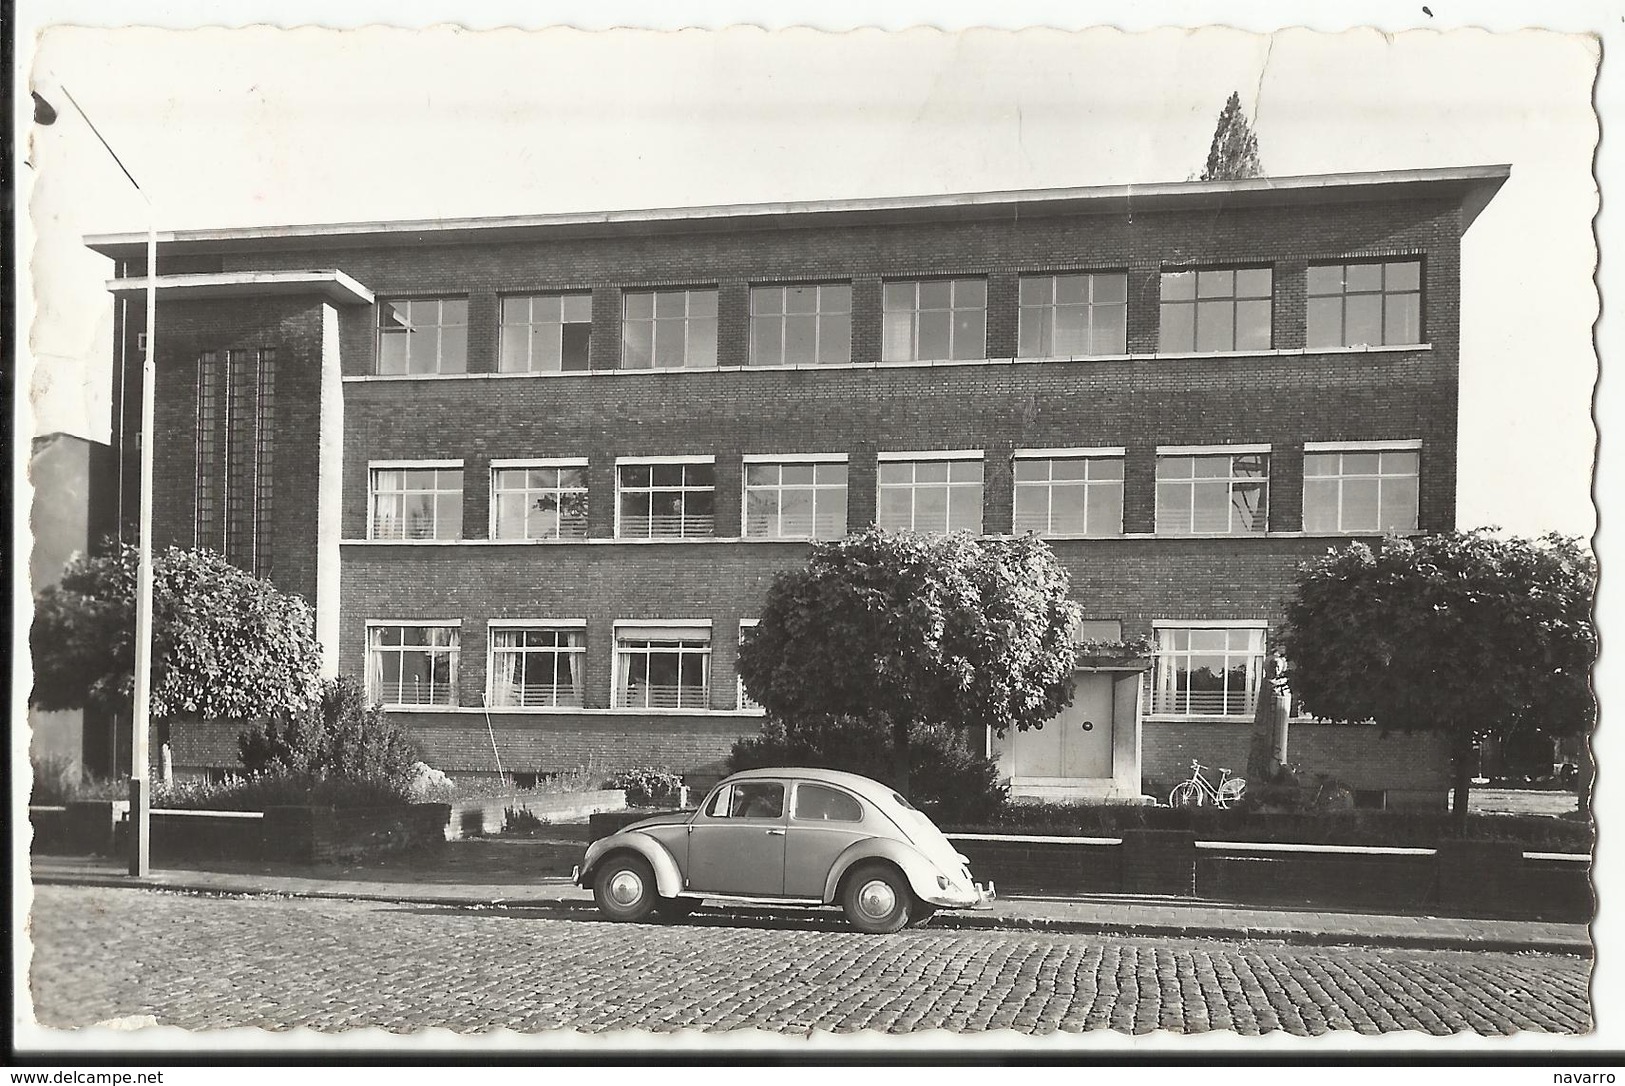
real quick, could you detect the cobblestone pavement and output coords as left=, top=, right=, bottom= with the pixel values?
left=27, top=886, right=1591, bottom=1037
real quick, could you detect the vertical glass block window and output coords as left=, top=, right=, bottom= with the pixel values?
left=377, top=298, right=468, bottom=375
left=749, top=284, right=852, bottom=366
left=500, top=293, right=593, bottom=372
left=1152, top=626, right=1266, bottom=717
left=488, top=627, right=586, bottom=707
left=1159, top=268, right=1272, bottom=353
left=370, top=466, right=464, bottom=540
left=367, top=624, right=460, bottom=707
left=614, top=625, right=711, bottom=709
left=621, top=289, right=719, bottom=369
left=882, top=279, right=987, bottom=361
left=193, top=348, right=275, bottom=577
left=1017, top=273, right=1128, bottom=357
left=1012, top=455, right=1124, bottom=536
left=1303, top=448, right=1420, bottom=533
left=743, top=460, right=848, bottom=539
left=617, top=462, right=716, bottom=538
left=876, top=457, right=984, bottom=534
left=1155, top=453, right=1269, bottom=535
left=1307, top=261, right=1423, bottom=348
left=491, top=464, right=589, bottom=540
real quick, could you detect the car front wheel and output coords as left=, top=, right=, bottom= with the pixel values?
left=592, top=853, right=658, bottom=922
left=841, top=862, right=913, bottom=934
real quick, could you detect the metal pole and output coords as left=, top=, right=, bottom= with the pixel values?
left=129, top=214, right=156, bottom=877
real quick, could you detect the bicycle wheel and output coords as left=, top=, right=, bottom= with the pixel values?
left=1216, top=779, right=1246, bottom=809
left=1168, top=780, right=1204, bottom=808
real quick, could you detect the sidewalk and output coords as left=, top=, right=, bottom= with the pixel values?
left=28, top=839, right=1592, bottom=956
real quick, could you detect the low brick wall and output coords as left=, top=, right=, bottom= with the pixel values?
left=1197, top=846, right=1435, bottom=912
left=950, top=835, right=1119, bottom=894
left=447, top=789, right=626, bottom=839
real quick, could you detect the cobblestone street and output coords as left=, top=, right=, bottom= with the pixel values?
left=27, top=886, right=1591, bottom=1037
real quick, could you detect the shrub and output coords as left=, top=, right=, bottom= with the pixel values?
left=238, top=676, right=421, bottom=796
left=152, top=773, right=413, bottom=810
left=728, top=717, right=1008, bottom=824
left=502, top=805, right=547, bottom=835
left=29, top=754, right=126, bottom=805
left=604, top=767, right=685, bottom=807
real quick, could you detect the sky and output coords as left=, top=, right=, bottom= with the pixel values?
left=17, top=10, right=1604, bottom=540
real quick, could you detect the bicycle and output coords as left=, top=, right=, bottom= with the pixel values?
left=1168, top=760, right=1246, bottom=809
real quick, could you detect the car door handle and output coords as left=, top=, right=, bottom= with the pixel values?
left=766, top=828, right=786, bottom=836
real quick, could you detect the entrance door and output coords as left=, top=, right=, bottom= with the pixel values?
left=1058, top=673, right=1114, bottom=778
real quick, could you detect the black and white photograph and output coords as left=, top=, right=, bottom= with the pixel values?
left=10, top=1, right=1615, bottom=1060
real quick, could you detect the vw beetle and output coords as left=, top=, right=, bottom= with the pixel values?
left=574, top=767, right=995, bottom=933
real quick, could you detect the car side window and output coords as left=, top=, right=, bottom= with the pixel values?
left=703, top=785, right=733, bottom=818
left=793, top=783, right=864, bottom=823
left=728, top=782, right=785, bottom=819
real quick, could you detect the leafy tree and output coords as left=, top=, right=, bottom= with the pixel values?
left=1200, top=91, right=1263, bottom=182
left=238, top=676, right=421, bottom=791
left=30, top=542, right=323, bottom=724
left=729, top=717, right=1009, bottom=824
left=736, top=528, right=1081, bottom=794
left=1279, top=531, right=1596, bottom=826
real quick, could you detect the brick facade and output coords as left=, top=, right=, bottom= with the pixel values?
left=100, top=168, right=1504, bottom=804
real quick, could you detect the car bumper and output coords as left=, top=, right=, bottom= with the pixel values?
left=923, top=880, right=996, bottom=910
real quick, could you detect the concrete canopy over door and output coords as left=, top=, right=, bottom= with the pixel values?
left=989, top=668, right=1145, bottom=803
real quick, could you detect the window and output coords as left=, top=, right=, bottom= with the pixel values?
left=1012, top=453, right=1124, bottom=536
left=194, top=348, right=276, bottom=576
left=750, top=284, right=851, bottom=366
left=882, top=279, right=987, bottom=361
left=621, top=289, right=718, bottom=369
left=377, top=298, right=468, bottom=374
left=704, top=781, right=785, bottom=819
left=877, top=456, right=984, bottom=534
left=1303, top=445, right=1420, bottom=534
left=743, top=459, right=848, bottom=539
left=614, top=624, right=711, bottom=709
left=500, top=293, right=592, bottom=372
left=737, top=620, right=764, bottom=713
left=1151, top=625, right=1265, bottom=717
left=1155, top=451, right=1269, bottom=535
left=617, top=460, right=715, bottom=538
left=491, top=462, right=588, bottom=540
left=488, top=625, right=585, bottom=708
left=370, top=465, right=463, bottom=540
left=1307, top=261, right=1422, bottom=348
left=1018, top=273, right=1128, bottom=357
left=793, top=783, right=864, bottom=823
left=1159, top=268, right=1272, bottom=353
left=367, top=624, right=459, bottom=707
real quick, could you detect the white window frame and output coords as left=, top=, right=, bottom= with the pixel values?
left=368, top=460, right=464, bottom=541
left=1302, top=440, right=1422, bottom=534
left=1011, top=447, right=1127, bottom=537
left=489, top=457, right=590, bottom=541
left=1017, top=271, right=1129, bottom=358
left=881, top=278, right=988, bottom=362
left=498, top=292, right=594, bottom=373
left=748, top=283, right=853, bottom=366
left=1149, top=620, right=1268, bottom=720
left=486, top=619, right=587, bottom=709
left=614, top=455, right=717, bottom=539
left=1159, top=267, right=1273, bottom=354
left=876, top=451, right=985, bottom=534
left=620, top=288, right=719, bottom=370
left=1306, top=260, right=1424, bottom=349
left=366, top=621, right=462, bottom=708
left=737, top=619, right=765, bottom=714
left=612, top=620, right=713, bottom=711
left=741, top=453, right=850, bottom=539
left=1154, top=445, right=1271, bottom=536
left=376, top=297, right=469, bottom=375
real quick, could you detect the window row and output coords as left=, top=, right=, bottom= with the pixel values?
left=366, top=445, right=1422, bottom=542
left=365, top=618, right=1281, bottom=721
left=372, top=260, right=1425, bottom=375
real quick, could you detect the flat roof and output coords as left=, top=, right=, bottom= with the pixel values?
left=85, top=164, right=1510, bottom=261
left=105, top=269, right=375, bottom=306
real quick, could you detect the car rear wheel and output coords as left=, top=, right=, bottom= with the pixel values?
left=840, top=862, right=913, bottom=934
left=592, top=853, right=657, bottom=922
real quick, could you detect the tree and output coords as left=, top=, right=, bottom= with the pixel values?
left=735, top=528, right=1081, bottom=795
left=1279, top=531, right=1596, bottom=827
left=31, top=542, right=323, bottom=726
left=1200, top=91, right=1263, bottom=182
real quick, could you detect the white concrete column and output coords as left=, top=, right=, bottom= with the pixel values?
left=314, top=303, right=344, bottom=677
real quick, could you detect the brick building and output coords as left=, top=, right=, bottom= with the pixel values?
left=86, top=164, right=1508, bottom=808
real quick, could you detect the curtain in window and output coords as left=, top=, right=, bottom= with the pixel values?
left=491, top=630, right=523, bottom=706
